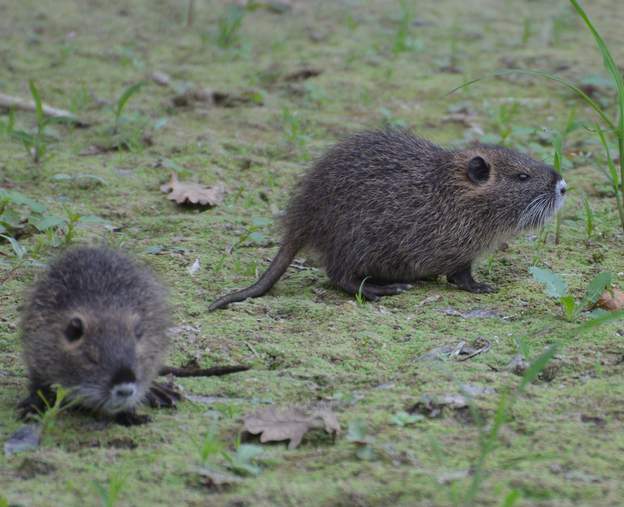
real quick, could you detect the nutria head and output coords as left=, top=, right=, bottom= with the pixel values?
left=451, top=144, right=566, bottom=232
left=21, top=247, right=170, bottom=415
left=41, top=309, right=164, bottom=414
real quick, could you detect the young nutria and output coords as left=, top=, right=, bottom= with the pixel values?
left=209, top=129, right=566, bottom=309
left=18, top=247, right=179, bottom=426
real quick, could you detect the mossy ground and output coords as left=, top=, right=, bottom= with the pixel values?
left=1, top=1, right=623, bottom=506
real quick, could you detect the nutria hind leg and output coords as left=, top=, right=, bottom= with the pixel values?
left=17, top=384, right=55, bottom=421
left=333, top=276, right=413, bottom=301
left=145, top=381, right=182, bottom=409
left=447, top=265, right=495, bottom=294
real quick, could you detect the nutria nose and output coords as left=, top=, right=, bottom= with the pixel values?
left=112, top=383, right=136, bottom=399
left=557, top=179, right=567, bottom=195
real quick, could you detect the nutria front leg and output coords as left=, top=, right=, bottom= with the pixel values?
left=447, top=265, right=495, bottom=293
left=334, top=277, right=412, bottom=301
left=145, top=381, right=182, bottom=409
left=17, top=384, right=55, bottom=420
left=114, top=411, right=151, bottom=426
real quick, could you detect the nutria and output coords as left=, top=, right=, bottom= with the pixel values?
left=18, top=246, right=179, bottom=426
left=209, top=129, right=566, bottom=309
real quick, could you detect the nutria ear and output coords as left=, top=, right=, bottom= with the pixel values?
left=467, top=156, right=490, bottom=184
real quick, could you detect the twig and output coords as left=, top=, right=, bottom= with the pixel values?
left=159, top=364, right=250, bottom=377
left=186, top=0, right=195, bottom=27
left=0, top=93, right=89, bottom=127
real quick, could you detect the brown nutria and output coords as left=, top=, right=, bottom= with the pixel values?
left=18, top=246, right=179, bottom=426
left=209, top=129, right=566, bottom=309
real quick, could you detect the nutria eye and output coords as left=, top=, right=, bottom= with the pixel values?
left=517, top=173, right=530, bottom=181
left=65, top=317, right=84, bottom=343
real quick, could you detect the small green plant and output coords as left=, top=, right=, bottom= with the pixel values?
left=379, top=107, right=407, bottom=128
left=582, top=195, right=594, bottom=241
left=93, top=82, right=148, bottom=152
left=214, top=217, right=270, bottom=273
left=390, top=410, right=424, bottom=427
left=0, top=494, right=9, bottom=507
left=392, top=0, right=421, bottom=54
left=216, top=4, right=245, bottom=49
left=521, top=17, right=532, bottom=45
left=9, top=80, right=51, bottom=163
left=281, top=107, right=309, bottom=158
left=529, top=266, right=612, bottom=321
left=346, top=419, right=376, bottom=460
left=34, top=385, right=75, bottom=436
left=355, top=277, right=371, bottom=305
left=493, top=102, right=519, bottom=145
left=195, top=429, right=225, bottom=466
left=223, top=443, right=264, bottom=477
left=93, top=471, right=126, bottom=507
left=114, top=82, right=143, bottom=133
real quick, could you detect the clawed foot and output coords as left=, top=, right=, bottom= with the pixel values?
left=17, top=386, right=55, bottom=421
left=447, top=266, right=496, bottom=294
left=145, top=381, right=182, bottom=409
left=337, top=279, right=413, bottom=301
left=114, top=411, right=151, bottom=426
left=464, top=281, right=495, bottom=294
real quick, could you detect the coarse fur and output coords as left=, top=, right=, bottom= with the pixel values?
left=209, top=129, right=566, bottom=309
left=19, top=246, right=178, bottom=425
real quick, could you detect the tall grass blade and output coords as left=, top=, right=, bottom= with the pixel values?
left=115, top=82, right=144, bottom=123
left=28, top=80, right=44, bottom=129
left=448, top=70, right=614, bottom=131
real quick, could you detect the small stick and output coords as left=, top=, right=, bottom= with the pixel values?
left=0, top=93, right=89, bottom=127
left=186, top=0, right=195, bottom=27
left=159, top=364, right=250, bottom=377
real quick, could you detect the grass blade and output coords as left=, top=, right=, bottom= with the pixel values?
left=569, top=0, right=624, bottom=136
left=115, top=82, right=144, bottom=122
left=448, top=69, right=615, bottom=131
left=28, top=79, right=44, bottom=129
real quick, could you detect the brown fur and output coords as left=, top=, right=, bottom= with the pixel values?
left=19, top=246, right=175, bottom=424
left=209, top=129, right=565, bottom=309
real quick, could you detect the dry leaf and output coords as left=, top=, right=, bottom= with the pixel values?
left=160, top=173, right=224, bottom=207
left=244, top=406, right=340, bottom=449
left=283, top=68, right=322, bottom=82
left=596, top=288, right=624, bottom=311
left=195, top=467, right=242, bottom=490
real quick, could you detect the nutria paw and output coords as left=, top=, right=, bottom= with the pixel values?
left=337, top=278, right=413, bottom=301
left=17, top=386, right=56, bottom=421
left=145, top=381, right=182, bottom=409
left=114, top=411, right=151, bottom=426
left=447, top=267, right=496, bottom=294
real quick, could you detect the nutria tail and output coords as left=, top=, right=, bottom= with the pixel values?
left=208, top=241, right=300, bottom=311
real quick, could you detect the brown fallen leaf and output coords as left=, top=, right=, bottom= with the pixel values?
left=171, top=88, right=263, bottom=108
left=195, top=467, right=242, bottom=490
left=283, top=68, right=323, bottom=82
left=244, top=406, right=340, bottom=449
left=596, top=288, right=624, bottom=311
left=160, top=173, right=225, bottom=207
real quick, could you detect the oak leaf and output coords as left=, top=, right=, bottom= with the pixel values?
left=244, top=406, right=340, bottom=449
left=160, top=173, right=224, bottom=207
